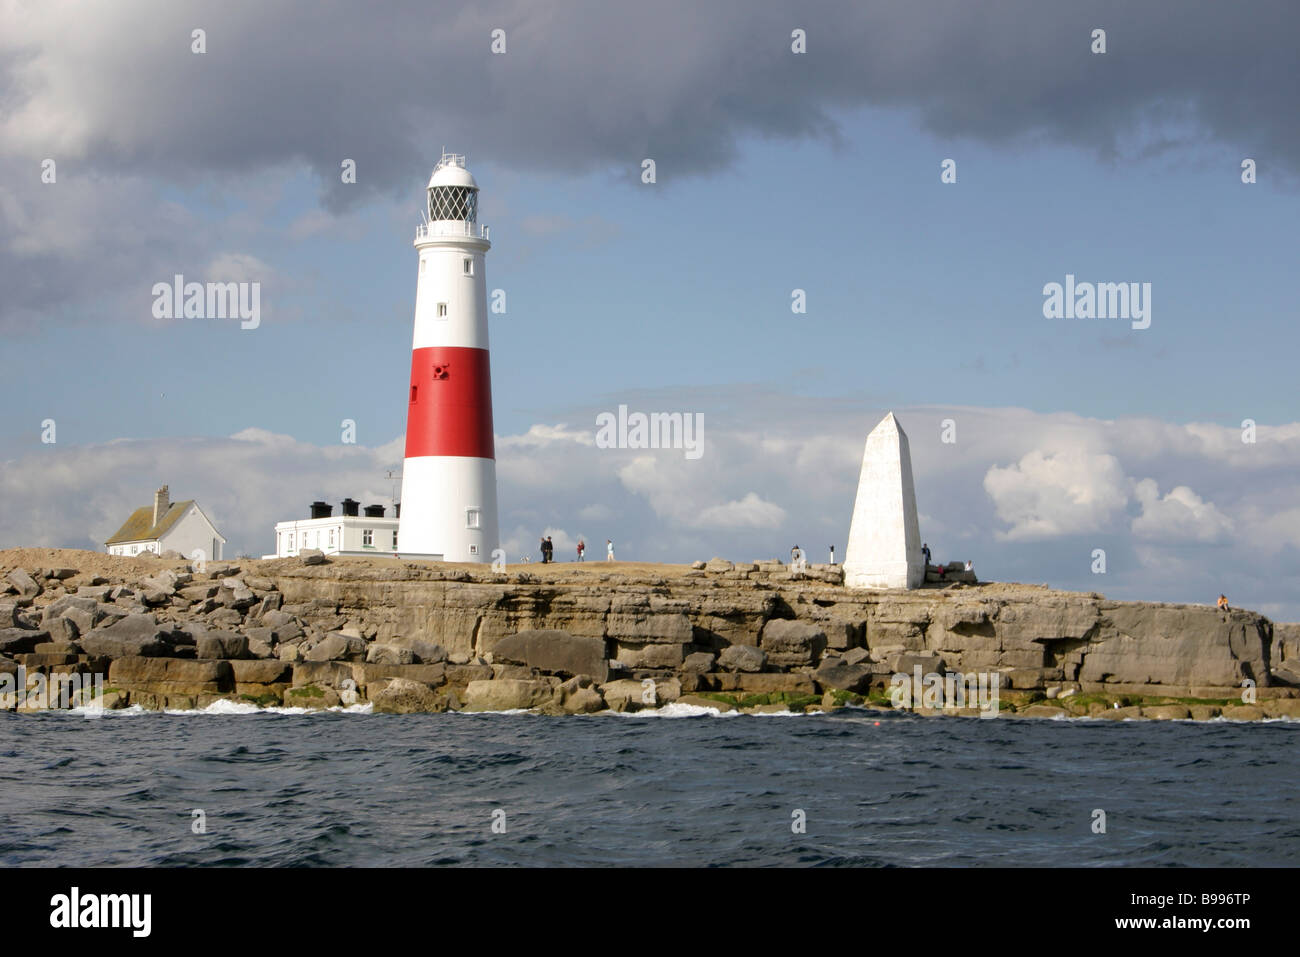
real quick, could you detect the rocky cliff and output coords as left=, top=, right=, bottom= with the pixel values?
left=2, top=548, right=1296, bottom=719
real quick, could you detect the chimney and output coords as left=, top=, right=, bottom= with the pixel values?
left=153, top=485, right=170, bottom=526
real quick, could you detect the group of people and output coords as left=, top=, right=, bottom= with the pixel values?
left=537, top=536, right=615, bottom=563
left=922, top=543, right=973, bottom=577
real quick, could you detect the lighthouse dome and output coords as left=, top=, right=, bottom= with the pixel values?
left=426, top=151, right=479, bottom=222
left=427, top=156, right=478, bottom=190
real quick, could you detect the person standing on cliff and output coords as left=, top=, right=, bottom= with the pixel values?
left=545, top=536, right=554, bottom=563
left=606, top=539, right=615, bottom=561
left=577, top=539, right=585, bottom=561
left=539, top=536, right=547, bottom=563
left=922, top=543, right=932, bottom=568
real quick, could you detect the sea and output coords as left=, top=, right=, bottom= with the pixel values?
left=1, top=703, right=1296, bottom=867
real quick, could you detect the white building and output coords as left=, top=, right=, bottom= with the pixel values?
left=267, top=499, right=403, bottom=559
left=105, top=485, right=226, bottom=561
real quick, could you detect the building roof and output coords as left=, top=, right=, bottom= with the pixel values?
left=105, top=500, right=198, bottom=545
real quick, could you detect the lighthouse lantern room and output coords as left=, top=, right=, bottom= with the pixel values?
left=398, top=152, right=499, bottom=562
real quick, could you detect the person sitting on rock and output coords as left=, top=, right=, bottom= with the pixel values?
left=1217, top=594, right=1230, bottom=613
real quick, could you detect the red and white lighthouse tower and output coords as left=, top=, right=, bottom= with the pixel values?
left=398, top=152, right=498, bottom=562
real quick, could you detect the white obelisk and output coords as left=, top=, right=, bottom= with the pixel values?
left=843, top=412, right=923, bottom=589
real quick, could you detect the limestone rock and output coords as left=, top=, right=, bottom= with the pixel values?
left=681, top=651, right=717, bottom=674
left=464, top=678, right=559, bottom=712
left=718, top=644, right=766, bottom=673
left=79, top=614, right=169, bottom=658
left=109, top=657, right=234, bottom=696
left=490, top=629, right=609, bottom=681
left=813, top=660, right=872, bottom=694
left=760, top=619, right=827, bottom=667
left=372, top=678, right=449, bottom=714
left=305, top=632, right=366, bottom=662
left=366, top=643, right=415, bottom=665
left=5, top=568, right=42, bottom=603
left=600, top=678, right=661, bottom=712
left=0, top=628, right=50, bottom=654
left=195, top=631, right=249, bottom=660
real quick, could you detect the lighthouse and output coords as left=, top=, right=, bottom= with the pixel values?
left=398, top=152, right=498, bottom=562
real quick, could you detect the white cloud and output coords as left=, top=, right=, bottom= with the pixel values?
left=697, top=492, right=787, bottom=529
left=1131, top=479, right=1233, bottom=543
left=4, top=394, right=1300, bottom=619
left=983, top=449, right=1129, bottom=541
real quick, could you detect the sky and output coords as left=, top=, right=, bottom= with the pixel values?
left=2, top=0, right=1298, bottom=618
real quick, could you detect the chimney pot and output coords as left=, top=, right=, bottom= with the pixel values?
left=153, top=485, right=170, bottom=526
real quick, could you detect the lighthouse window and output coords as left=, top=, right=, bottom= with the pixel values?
left=437, top=302, right=447, bottom=318
left=466, top=507, right=481, bottom=529
left=463, top=258, right=473, bottom=275
left=363, top=529, right=373, bottom=546
left=392, top=530, right=399, bottom=549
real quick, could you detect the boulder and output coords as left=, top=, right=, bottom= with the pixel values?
left=718, top=644, right=766, bottom=673
left=678, top=693, right=734, bottom=712
left=1144, top=704, right=1191, bottom=720
left=843, top=646, right=872, bottom=667
left=371, top=678, right=450, bottom=714
left=46, top=616, right=80, bottom=644
left=354, top=663, right=447, bottom=689
left=108, top=657, right=234, bottom=696
left=681, top=652, right=717, bottom=674
left=195, top=632, right=249, bottom=660
left=299, top=549, right=329, bottom=566
left=760, top=619, right=828, bottom=667
left=464, top=678, right=559, bottom=712
left=813, top=660, right=873, bottom=694
left=704, top=558, right=734, bottom=573
left=0, top=628, right=50, bottom=655
left=491, top=630, right=609, bottom=682
left=79, top=614, right=169, bottom=658
left=5, top=569, right=42, bottom=602
left=561, top=686, right=606, bottom=714
left=230, top=659, right=292, bottom=685
left=366, top=644, right=415, bottom=666
left=305, top=633, right=366, bottom=662
left=823, top=620, right=860, bottom=651
left=613, top=642, right=683, bottom=670
left=385, top=636, right=447, bottom=663
left=291, top=661, right=354, bottom=689
left=600, top=678, right=661, bottom=712
left=41, top=595, right=101, bottom=627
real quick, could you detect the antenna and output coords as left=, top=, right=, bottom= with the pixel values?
left=385, top=469, right=402, bottom=504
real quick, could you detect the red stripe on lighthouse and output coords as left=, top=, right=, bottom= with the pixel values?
left=404, top=346, right=495, bottom=459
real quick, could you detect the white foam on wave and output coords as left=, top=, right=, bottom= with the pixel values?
left=613, top=702, right=743, bottom=718
left=67, top=699, right=375, bottom=717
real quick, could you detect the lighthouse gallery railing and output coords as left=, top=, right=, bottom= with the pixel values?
left=415, top=221, right=490, bottom=241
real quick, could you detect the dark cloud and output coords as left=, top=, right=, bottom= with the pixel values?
left=1, top=0, right=1294, bottom=327
left=3, top=0, right=1296, bottom=199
